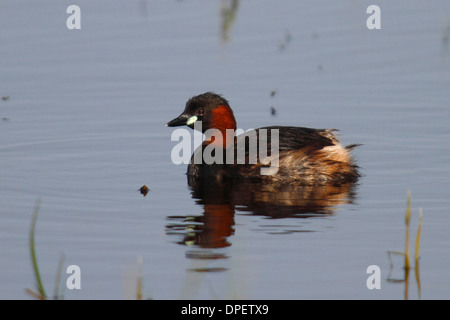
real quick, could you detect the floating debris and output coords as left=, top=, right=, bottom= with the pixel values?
left=270, top=106, right=277, bottom=116
left=220, top=0, right=240, bottom=44
left=270, top=90, right=277, bottom=115
left=284, top=30, right=292, bottom=44
left=139, top=185, right=150, bottom=197
left=442, top=23, right=450, bottom=56
left=278, top=30, right=292, bottom=52
left=187, top=267, right=228, bottom=273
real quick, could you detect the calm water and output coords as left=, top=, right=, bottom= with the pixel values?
left=1, top=1, right=450, bottom=299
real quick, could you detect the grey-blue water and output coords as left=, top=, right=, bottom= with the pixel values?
left=1, top=1, right=450, bottom=299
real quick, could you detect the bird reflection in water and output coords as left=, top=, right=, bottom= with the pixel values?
left=166, top=175, right=358, bottom=249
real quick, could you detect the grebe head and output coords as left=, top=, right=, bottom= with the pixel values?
left=166, top=92, right=237, bottom=133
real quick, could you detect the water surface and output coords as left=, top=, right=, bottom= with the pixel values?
left=1, top=1, right=450, bottom=299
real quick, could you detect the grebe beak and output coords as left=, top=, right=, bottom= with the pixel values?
left=166, top=113, right=190, bottom=127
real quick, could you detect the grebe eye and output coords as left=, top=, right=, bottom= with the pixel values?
left=197, top=108, right=205, bottom=116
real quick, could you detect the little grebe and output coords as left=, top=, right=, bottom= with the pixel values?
left=167, top=92, right=360, bottom=186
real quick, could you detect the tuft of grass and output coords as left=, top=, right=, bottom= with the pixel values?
left=387, top=192, right=423, bottom=299
left=27, top=200, right=148, bottom=300
left=27, top=199, right=67, bottom=300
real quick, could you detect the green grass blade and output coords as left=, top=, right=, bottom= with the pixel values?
left=29, top=199, right=47, bottom=299
left=136, top=255, right=143, bottom=300
left=53, top=253, right=66, bottom=300
left=405, top=191, right=411, bottom=226
left=415, top=209, right=423, bottom=299
left=415, top=208, right=423, bottom=261
left=404, top=192, right=411, bottom=270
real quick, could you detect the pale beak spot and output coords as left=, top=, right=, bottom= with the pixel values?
left=186, top=115, right=198, bottom=126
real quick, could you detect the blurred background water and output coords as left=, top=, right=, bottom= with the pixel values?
left=1, top=0, right=450, bottom=299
